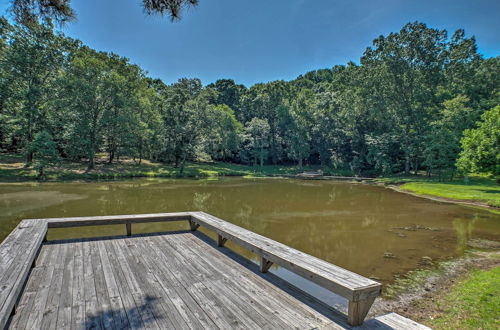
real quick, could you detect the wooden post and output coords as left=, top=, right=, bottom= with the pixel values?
left=189, top=220, right=200, bottom=231
left=126, top=223, right=132, bottom=236
left=217, top=235, right=227, bottom=247
left=347, top=296, right=376, bottom=326
left=259, top=257, right=273, bottom=273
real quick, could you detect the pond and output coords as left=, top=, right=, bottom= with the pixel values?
left=1, top=177, right=499, bottom=307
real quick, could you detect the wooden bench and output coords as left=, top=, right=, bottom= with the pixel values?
left=189, top=211, right=382, bottom=326
left=0, top=220, right=47, bottom=329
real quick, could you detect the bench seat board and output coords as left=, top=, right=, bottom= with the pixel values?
left=190, top=211, right=381, bottom=302
left=0, top=220, right=47, bottom=329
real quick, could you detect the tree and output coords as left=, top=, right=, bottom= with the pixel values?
left=160, top=79, right=217, bottom=172
left=0, top=18, right=496, bottom=179
left=240, top=81, right=290, bottom=164
left=9, top=0, right=199, bottom=24
left=127, top=79, right=163, bottom=164
left=457, top=106, right=500, bottom=179
left=361, top=22, right=448, bottom=175
left=29, top=130, right=60, bottom=178
left=287, top=89, right=314, bottom=168
left=206, top=79, right=246, bottom=121
left=423, top=96, right=475, bottom=180
left=204, top=104, right=242, bottom=161
left=243, top=118, right=270, bottom=167
left=60, top=47, right=117, bottom=170
left=0, top=19, right=75, bottom=165
left=100, top=56, right=151, bottom=164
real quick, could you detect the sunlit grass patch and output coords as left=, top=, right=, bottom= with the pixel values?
left=400, top=177, right=500, bottom=207
left=429, top=267, right=500, bottom=330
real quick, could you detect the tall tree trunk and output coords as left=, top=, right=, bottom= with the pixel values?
left=260, top=145, right=264, bottom=167
left=87, top=151, right=95, bottom=171
left=88, top=109, right=99, bottom=172
left=88, top=133, right=96, bottom=171
left=25, top=101, right=35, bottom=166
left=298, top=158, right=303, bottom=169
left=25, top=127, right=34, bottom=166
left=270, top=125, right=277, bottom=164
left=404, top=154, right=410, bottom=176
left=26, top=151, right=33, bottom=166
left=179, top=152, right=187, bottom=174
left=108, top=150, right=115, bottom=164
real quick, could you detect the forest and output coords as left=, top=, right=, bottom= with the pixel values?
left=0, top=18, right=499, bottom=179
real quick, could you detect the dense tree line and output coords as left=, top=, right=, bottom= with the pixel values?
left=0, top=19, right=498, bottom=178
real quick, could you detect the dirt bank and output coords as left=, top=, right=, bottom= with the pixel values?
left=368, top=248, right=500, bottom=324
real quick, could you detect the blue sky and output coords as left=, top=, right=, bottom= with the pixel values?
left=1, top=0, right=499, bottom=86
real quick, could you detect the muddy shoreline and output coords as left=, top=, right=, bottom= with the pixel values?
left=368, top=248, right=500, bottom=325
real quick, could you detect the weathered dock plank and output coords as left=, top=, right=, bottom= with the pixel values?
left=0, top=220, right=47, bottom=329
left=102, top=239, right=145, bottom=329
left=9, top=233, right=341, bottom=329
left=44, top=212, right=191, bottom=228
left=135, top=236, right=218, bottom=329
left=359, top=312, right=432, bottom=329
left=178, top=232, right=342, bottom=329
left=189, top=211, right=382, bottom=325
left=70, top=241, right=86, bottom=330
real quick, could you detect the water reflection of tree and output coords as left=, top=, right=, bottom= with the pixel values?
left=192, top=192, right=212, bottom=211
left=453, top=216, right=477, bottom=254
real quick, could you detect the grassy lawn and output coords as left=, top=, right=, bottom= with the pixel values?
left=396, top=177, right=500, bottom=208
left=429, top=267, right=500, bottom=330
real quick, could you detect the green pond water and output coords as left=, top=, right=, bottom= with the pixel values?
left=1, top=177, right=499, bottom=306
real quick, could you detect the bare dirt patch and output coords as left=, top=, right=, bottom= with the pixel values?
left=368, top=249, right=500, bottom=324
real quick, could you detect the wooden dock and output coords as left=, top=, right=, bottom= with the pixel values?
left=0, top=212, right=430, bottom=329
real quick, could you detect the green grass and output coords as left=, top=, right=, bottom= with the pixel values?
left=397, top=177, right=500, bottom=208
left=0, top=153, right=311, bottom=182
left=429, top=267, right=500, bottom=330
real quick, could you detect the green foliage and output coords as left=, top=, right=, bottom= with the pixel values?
left=457, top=106, right=500, bottom=179
left=423, top=95, right=476, bottom=180
left=243, top=118, right=270, bottom=167
left=430, top=267, right=500, bottom=330
left=0, top=19, right=77, bottom=164
left=28, top=130, right=60, bottom=178
left=0, top=19, right=498, bottom=180
left=288, top=89, right=314, bottom=168
left=204, top=104, right=242, bottom=161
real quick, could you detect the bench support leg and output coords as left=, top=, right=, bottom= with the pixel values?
left=347, top=296, right=376, bottom=326
left=217, top=235, right=227, bottom=247
left=126, top=223, right=132, bottom=236
left=189, top=220, right=200, bottom=231
left=259, top=257, right=273, bottom=273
